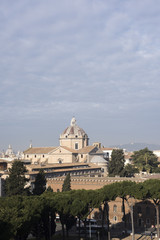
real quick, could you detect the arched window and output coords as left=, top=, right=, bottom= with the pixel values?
left=113, top=204, right=117, bottom=212
left=58, top=158, right=63, bottom=164
left=113, top=216, right=117, bottom=222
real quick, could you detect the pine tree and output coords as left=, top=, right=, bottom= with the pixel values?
left=5, top=160, right=29, bottom=196
left=131, top=148, right=159, bottom=173
left=33, top=169, right=46, bottom=195
left=62, top=173, right=71, bottom=192
left=108, top=149, right=125, bottom=177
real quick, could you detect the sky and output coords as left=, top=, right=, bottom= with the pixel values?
left=1, top=0, right=160, bottom=152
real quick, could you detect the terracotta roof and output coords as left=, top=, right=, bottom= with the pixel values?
left=77, top=146, right=96, bottom=154
left=101, top=148, right=115, bottom=151
left=124, top=152, right=133, bottom=159
left=0, top=158, right=14, bottom=162
left=70, top=126, right=74, bottom=134
left=60, top=146, right=78, bottom=153
left=27, top=162, right=90, bottom=170
left=61, top=126, right=86, bottom=137
left=24, top=147, right=57, bottom=154
left=0, top=159, right=9, bottom=163
left=91, top=156, right=107, bottom=163
left=28, top=163, right=101, bottom=175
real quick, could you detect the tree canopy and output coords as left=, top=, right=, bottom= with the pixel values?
left=135, top=180, right=160, bottom=239
left=122, top=164, right=138, bottom=177
left=5, top=160, right=29, bottom=196
left=0, top=195, right=43, bottom=240
left=62, top=173, right=71, bottom=192
left=116, top=181, right=138, bottom=240
left=131, top=148, right=159, bottom=173
left=33, top=169, right=46, bottom=195
left=108, top=149, right=125, bottom=177
left=1, top=179, right=160, bottom=239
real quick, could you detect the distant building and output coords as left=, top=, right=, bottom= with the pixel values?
left=23, top=117, right=108, bottom=174
left=101, top=147, right=115, bottom=159
left=0, top=118, right=159, bottom=232
left=5, top=144, right=15, bottom=158
left=124, top=151, right=133, bottom=165
left=153, top=150, right=160, bottom=162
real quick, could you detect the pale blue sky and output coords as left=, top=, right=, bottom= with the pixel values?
left=0, top=0, right=160, bottom=151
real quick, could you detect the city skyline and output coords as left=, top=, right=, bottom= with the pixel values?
left=1, top=0, right=160, bottom=151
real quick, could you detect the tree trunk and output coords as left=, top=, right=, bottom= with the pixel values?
left=61, top=222, right=65, bottom=240
left=78, top=218, right=81, bottom=240
left=101, top=203, right=105, bottom=237
left=66, top=228, right=69, bottom=238
left=155, top=204, right=159, bottom=240
left=84, top=218, right=87, bottom=239
left=126, top=198, right=135, bottom=240
left=36, top=222, right=41, bottom=240
left=106, top=203, right=110, bottom=240
left=122, top=197, right=127, bottom=233
left=130, top=204, right=135, bottom=240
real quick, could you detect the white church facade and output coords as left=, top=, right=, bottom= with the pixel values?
left=23, top=117, right=108, bottom=173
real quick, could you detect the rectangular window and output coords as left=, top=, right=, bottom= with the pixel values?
left=146, top=218, right=150, bottom=224
left=75, top=143, right=78, bottom=149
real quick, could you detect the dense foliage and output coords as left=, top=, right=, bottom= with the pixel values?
left=2, top=151, right=160, bottom=239
left=108, top=148, right=159, bottom=177
left=5, top=160, right=29, bottom=196
left=132, top=147, right=159, bottom=173
left=1, top=180, right=160, bottom=240
left=62, top=173, right=71, bottom=192
left=108, top=149, right=125, bottom=176
left=33, top=169, right=46, bottom=195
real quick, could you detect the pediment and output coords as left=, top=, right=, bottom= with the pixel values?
left=49, top=146, right=76, bottom=155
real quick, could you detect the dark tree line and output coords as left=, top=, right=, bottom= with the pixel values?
left=2, top=153, right=160, bottom=240
left=5, top=160, right=47, bottom=197
left=1, top=179, right=160, bottom=240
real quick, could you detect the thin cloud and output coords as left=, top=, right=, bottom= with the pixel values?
left=0, top=0, right=160, bottom=149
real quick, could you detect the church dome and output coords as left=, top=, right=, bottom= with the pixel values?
left=5, top=144, right=14, bottom=157
left=60, top=117, right=88, bottom=138
left=59, top=117, right=89, bottom=149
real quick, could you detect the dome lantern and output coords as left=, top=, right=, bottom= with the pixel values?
left=70, top=117, right=76, bottom=126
